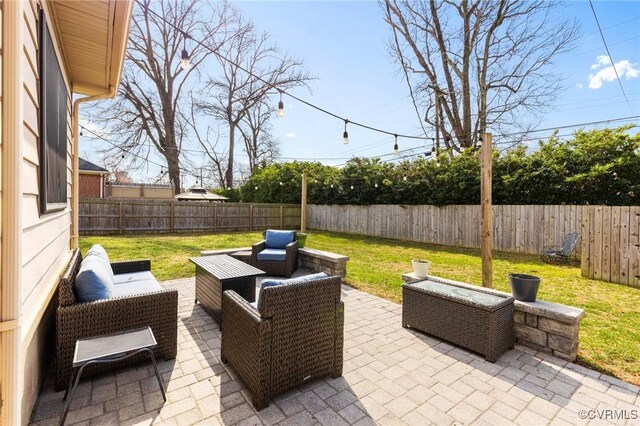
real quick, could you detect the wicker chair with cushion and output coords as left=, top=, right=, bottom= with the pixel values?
left=251, top=230, right=299, bottom=278
left=541, top=232, right=581, bottom=264
left=55, top=248, right=178, bottom=391
left=221, top=274, right=344, bottom=410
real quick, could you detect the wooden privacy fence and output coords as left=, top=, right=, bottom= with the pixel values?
left=308, top=204, right=640, bottom=288
left=79, top=199, right=301, bottom=235
left=308, top=204, right=584, bottom=255
left=581, top=205, right=640, bottom=287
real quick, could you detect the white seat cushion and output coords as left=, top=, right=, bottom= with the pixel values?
left=111, top=279, right=163, bottom=298
left=113, top=271, right=156, bottom=285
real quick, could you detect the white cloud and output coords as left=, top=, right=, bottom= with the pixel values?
left=576, top=83, right=583, bottom=89
left=590, top=55, right=611, bottom=70
left=285, top=132, right=296, bottom=138
left=588, top=58, right=640, bottom=89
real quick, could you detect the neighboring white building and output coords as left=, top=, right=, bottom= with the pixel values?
left=176, top=187, right=230, bottom=202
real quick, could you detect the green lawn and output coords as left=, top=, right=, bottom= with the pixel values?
left=81, top=230, right=640, bottom=385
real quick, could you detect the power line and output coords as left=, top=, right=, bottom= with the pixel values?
left=80, top=126, right=205, bottom=183
left=588, top=0, right=633, bottom=113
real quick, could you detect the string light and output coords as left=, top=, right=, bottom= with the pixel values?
left=277, top=91, right=285, bottom=118
left=403, top=176, right=407, bottom=181
left=144, top=6, right=640, bottom=156
left=180, top=35, right=191, bottom=70
left=350, top=185, right=354, bottom=190
left=374, top=182, right=378, bottom=188
left=393, top=134, right=400, bottom=156
left=343, top=120, right=350, bottom=145
left=279, top=181, right=283, bottom=185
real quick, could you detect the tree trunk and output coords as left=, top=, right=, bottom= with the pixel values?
left=167, top=156, right=181, bottom=195
left=226, top=124, right=235, bottom=187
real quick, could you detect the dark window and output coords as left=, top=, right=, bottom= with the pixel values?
left=39, top=9, right=68, bottom=214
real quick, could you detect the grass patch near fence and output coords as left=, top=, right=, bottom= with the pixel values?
left=81, top=230, right=640, bottom=385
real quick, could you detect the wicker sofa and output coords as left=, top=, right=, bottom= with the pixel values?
left=221, top=275, right=344, bottom=410
left=251, top=230, right=298, bottom=278
left=55, top=249, right=178, bottom=391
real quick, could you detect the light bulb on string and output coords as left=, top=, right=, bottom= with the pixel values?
left=279, top=181, right=283, bottom=186
left=227, top=187, right=231, bottom=190
left=330, top=184, right=334, bottom=188
left=80, top=127, right=84, bottom=136
left=350, top=185, right=354, bottom=190
left=255, top=186, right=258, bottom=190
left=180, top=34, right=191, bottom=70
left=277, top=91, right=285, bottom=118
left=393, top=134, right=400, bottom=156
left=403, top=176, right=407, bottom=181
left=342, top=119, right=349, bottom=145
left=374, top=182, right=378, bottom=188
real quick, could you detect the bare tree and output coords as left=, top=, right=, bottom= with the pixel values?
left=198, top=15, right=311, bottom=187
left=238, top=99, right=280, bottom=173
left=187, top=96, right=229, bottom=187
left=383, top=0, right=580, bottom=151
left=88, top=0, right=237, bottom=194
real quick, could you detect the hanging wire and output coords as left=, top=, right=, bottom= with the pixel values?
left=140, top=2, right=435, bottom=141
left=588, top=0, right=633, bottom=113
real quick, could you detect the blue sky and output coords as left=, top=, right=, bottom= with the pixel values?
left=80, top=0, right=640, bottom=186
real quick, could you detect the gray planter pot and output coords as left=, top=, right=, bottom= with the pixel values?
left=508, top=273, right=541, bottom=302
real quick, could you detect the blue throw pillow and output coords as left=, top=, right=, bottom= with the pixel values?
left=257, top=279, right=284, bottom=304
left=86, top=244, right=114, bottom=279
left=265, top=230, right=295, bottom=249
left=257, top=272, right=328, bottom=310
left=75, top=256, right=114, bottom=302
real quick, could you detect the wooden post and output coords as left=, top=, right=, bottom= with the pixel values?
left=213, top=204, right=217, bottom=233
left=481, top=132, right=493, bottom=288
left=279, top=205, right=283, bottom=229
left=169, top=202, right=175, bottom=232
left=249, top=205, right=253, bottom=231
left=301, top=172, right=308, bottom=233
left=119, top=202, right=124, bottom=235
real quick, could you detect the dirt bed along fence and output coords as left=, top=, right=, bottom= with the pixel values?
left=308, top=204, right=640, bottom=288
left=79, top=199, right=301, bottom=235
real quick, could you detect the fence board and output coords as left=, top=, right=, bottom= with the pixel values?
left=306, top=204, right=638, bottom=288
left=80, top=199, right=300, bottom=235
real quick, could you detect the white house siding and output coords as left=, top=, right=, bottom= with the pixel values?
left=20, top=1, right=74, bottom=421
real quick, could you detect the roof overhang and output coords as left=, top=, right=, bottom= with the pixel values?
left=47, top=0, right=134, bottom=96
left=80, top=169, right=109, bottom=175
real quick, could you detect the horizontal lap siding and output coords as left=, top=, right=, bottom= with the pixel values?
left=21, top=0, right=73, bottom=308
left=20, top=2, right=75, bottom=422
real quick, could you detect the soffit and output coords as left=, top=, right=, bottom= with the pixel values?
left=48, top=0, right=133, bottom=96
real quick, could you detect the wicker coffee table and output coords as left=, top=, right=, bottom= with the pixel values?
left=402, top=277, right=514, bottom=362
left=190, top=255, right=265, bottom=327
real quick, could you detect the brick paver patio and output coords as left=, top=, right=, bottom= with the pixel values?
left=31, top=275, right=640, bottom=425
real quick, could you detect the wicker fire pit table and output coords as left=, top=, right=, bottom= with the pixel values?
left=402, top=277, right=514, bottom=362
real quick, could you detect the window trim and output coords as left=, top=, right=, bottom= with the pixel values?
left=38, top=8, right=69, bottom=214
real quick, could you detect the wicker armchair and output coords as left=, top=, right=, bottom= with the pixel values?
left=251, top=230, right=299, bottom=278
left=221, top=275, right=344, bottom=410
left=55, top=249, right=178, bottom=391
